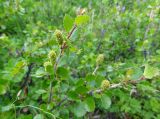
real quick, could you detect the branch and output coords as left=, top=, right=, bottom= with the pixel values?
left=54, top=24, right=77, bottom=75
left=48, top=24, right=77, bottom=103
left=67, top=24, right=77, bottom=39
left=88, top=83, right=122, bottom=95
left=88, top=76, right=146, bottom=95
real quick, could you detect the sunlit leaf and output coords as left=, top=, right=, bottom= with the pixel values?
left=75, top=15, right=90, bottom=25
left=34, top=114, right=44, bottom=119
left=63, top=14, right=74, bottom=32
left=101, top=94, right=111, bottom=109
left=84, top=97, right=95, bottom=112
left=143, top=64, right=159, bottom=79
left=72, top=102, right=87, bottom=117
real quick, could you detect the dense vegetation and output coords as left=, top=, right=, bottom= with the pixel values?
left=0, top=0, right=160, bottom=118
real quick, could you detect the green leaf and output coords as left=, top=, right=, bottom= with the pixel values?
left=138, top=83, right=156, bottom=93
left=34, top=114, right=44, bottom=119
left=11, top=60, right=26, bottom=76
left=57, top=67, right=69, bottom=79
left=63, top=14, right=74, bottom=32
left=1, top=104, right=14, bottom=112
left=67, top=91, right=79, bottom=101
left=84, top=97, right=95, bottom=112
left=0, top=84, right=7, bottom=95
left=72, top=102, right=86, bottom=117
left=150, top=98, right=160, bottom=113
left=75, top=15, right=90, bottom=25
left=75, top=86, right=88, bottom=95
left=101, top=94, right=111, bottom=109
left=131, top=68, right=143, bottom=80
left=60, top=83, right=69, bottom=92
left=59, top=108, right=69, bottom=119
left=143, top=64, right=159, bottom=79
left=32, top=68, right=47, bottom=78
left=17, top=114, right=33, bottom=119
left=0, top=111, right=18, bottom=119
left=35, top=89, right=47, bottom=95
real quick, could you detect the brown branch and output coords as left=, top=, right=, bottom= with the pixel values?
left=67, top=24, right=77, bottom=39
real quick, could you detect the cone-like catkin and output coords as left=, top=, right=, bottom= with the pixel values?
left=101, top=80, right=110, bottom=90
left=54, top=30, right=63, bottom=45
left=48, top=50, right=56, bottom=65
left=96, top=54, right=104, bottom=66
left=43, top=61, right=52, bottom=72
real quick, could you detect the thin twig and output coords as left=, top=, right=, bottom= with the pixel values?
left=67, top=24, right=77, bottom=39
left=92, top=66, right=99, bottom=75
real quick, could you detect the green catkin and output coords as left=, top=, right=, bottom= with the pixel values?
left=96, top=54, right=104, bottom=66
left=48, top=50, right=56, bottom=65
left=54, top=30, right=64, bottom=45
left=101, top=80, right=110, bottom=90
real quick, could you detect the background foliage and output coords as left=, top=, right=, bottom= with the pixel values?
left=0, top=0, right=160, bottom=118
